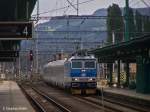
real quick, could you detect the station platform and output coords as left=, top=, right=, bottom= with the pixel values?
left=102, top=87, right=150, bottom=101
left=97, top=86, right=150, bottom=107
left=0, top=81, right=35, bottom=112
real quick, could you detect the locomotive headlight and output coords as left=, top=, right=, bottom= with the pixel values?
left=89, top=78, right=93, bottom=81
left=75, top=78, right=78, bottom=81
left=72, top=78, right=78, bottom=81
left=89, top=78, right=95, bottom=81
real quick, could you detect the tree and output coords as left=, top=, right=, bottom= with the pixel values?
left=143, top=15, right=150, bottom=35
left=128, top=8, right=135, bottom=39
left=135, top=10, right=142, bottom=37
left=107, top=4, right=124, bottom=43
left=107, top=6, right=113, bottom=43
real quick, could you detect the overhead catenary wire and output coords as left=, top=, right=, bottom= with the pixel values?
left=32, top=0, right=150, bottom=46
left=129, top=0, right=134, bottom=4
left=140, top=0, right=150, bottom=8
left=32, top=0, right=150, bottom=18
left=140, top=0, right=150, bottom=15
left=32, top=0, right=96, bottom=17
left=66, top=0, right=77, bottom=10
left=130, top=0, right=141, bottom=7
left=63, top=0, right=75, bottom=15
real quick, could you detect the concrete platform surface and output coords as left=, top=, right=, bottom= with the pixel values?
left=98, top=86, right=150, bottom=101
left=0, top=81, right=35, bottom=112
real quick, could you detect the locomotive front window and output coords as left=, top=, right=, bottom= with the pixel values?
left=84, top=61, right=95, bottom=68
left=72, top=61, right=82, bottom=68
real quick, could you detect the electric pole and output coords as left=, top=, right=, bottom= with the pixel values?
left=36, top=0, right=39, bottom=74
left=77, top=0, right=79, bottom=16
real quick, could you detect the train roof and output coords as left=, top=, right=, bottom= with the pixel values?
left=44, top=56, right=96, bottom=68
left=44, top=59, right=66, bottom=68
left=67, top=55, right=96, bottom=61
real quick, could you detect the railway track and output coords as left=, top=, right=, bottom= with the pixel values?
left=76, top=95, right=149, bottom=112
left=99, top=92, right=150, bottom=112
left=21, top=85, right=71, bottom=112
left=27, top=82, right=117, bottom=112
left=44, top=82, right=148, bottom=112
left=101, top=97, right=149, bottom=112
left=21, top=82, right=149, bottom=112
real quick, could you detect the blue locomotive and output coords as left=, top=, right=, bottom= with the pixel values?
left=43, top=55, right=97, bottom=94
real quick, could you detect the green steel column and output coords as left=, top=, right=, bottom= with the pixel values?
left=124, top=0, right=130, bottom=41
left=108, top=63, right=113, bottom=86
left=136, top=55, right=150, bottom=93
left=146, top=57, right=150, bottom=93
left=136, top=56, right=143, bottom=93
left=110, top=63, right=113, bottom=85
left=117, top=60, right=120, bottom=86
left=148, top=58, right=150, bottom=93
left=126, top=62, right=130, bottom=86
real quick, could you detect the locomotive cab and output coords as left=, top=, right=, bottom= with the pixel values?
left=70, top=56, right=97, bottom=94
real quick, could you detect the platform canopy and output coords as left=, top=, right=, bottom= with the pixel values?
left=90, top=35, right=150, bottom=63
left=0, top=0, right=37, bottom=61
left=0, top=0, right=36, bottom=21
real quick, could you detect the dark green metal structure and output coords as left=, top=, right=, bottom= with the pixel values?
left=0, top=0, right=36, bottom=20
left=91, top=35, right=150, bottom=93
left=91, top=0, right=150, bottom=94
left=0, top=0, right=37, bottom=51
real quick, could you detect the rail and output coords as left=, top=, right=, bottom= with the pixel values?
left=20, top=85, right=71, bottom=112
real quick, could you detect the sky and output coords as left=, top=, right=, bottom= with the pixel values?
left=32, top=0, right=150, bottom=16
